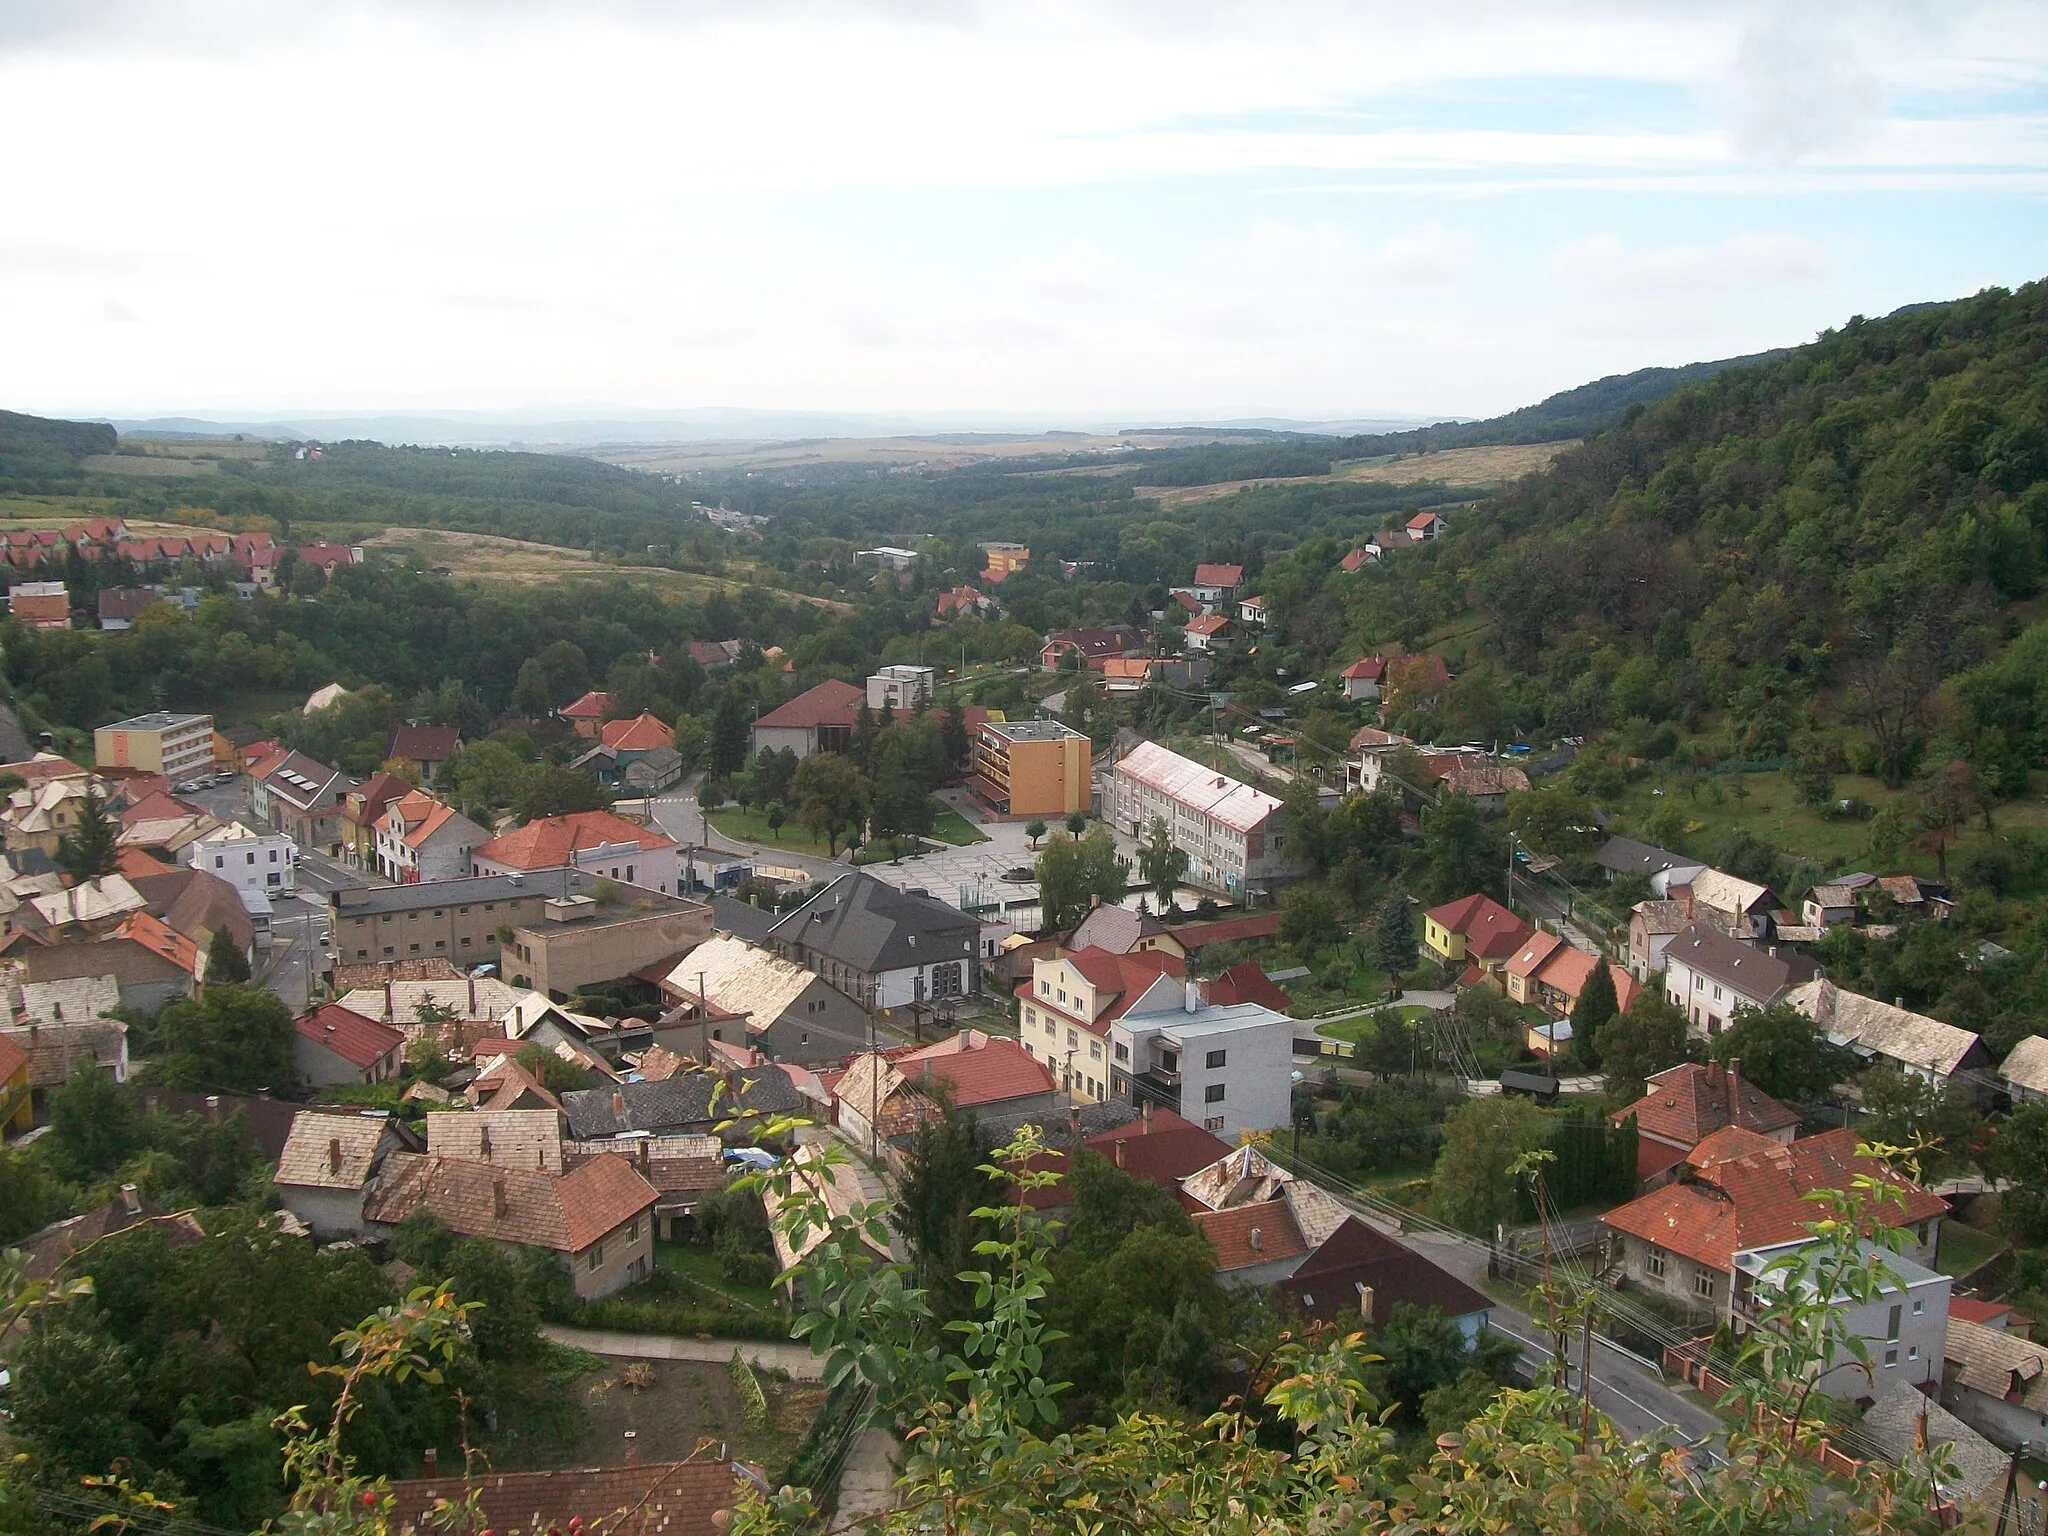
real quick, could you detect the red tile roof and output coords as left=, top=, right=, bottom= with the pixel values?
left=1951, top=1297, right=2015, bottom=1328
left=1167, top=911, right=1282, bottom=949
left=476, top=810, right=676, bottom=871
left=893, top=1031, right=1054, bottom=1108
left=1504, top=930, right=1564, bottom=980
left=115, top=910, right=199, bottom=976
left=1424, top=893, right=1530, bottom=961
left=1088, top=1110, right=1232, bottom=1187
left=115, top=847, right=176, bottom=879
left=1194, top=562, right=1244, bottom=587
left=1406, top=511, right=1443, bottom=531
left=754, top=679, right=862, bottom=730
left=346, top=771, right=412, bottom=828
left=1386, top=654, right=1449, bottom=693
left=559, top=690, right=611, bottom=720
left=295, top=1003, right=405, bottom=1070
left=0, top=1031, right=28, bottom=1084
left=1340, top=547, right=1376, bottom=572
left=1204, top=961, right=1292, bottom=1011
left=1340, top=656, right=1386, bottom=681
left=1192, top=1200, right=1307, bottom=1271
left=386, top=1459, right=743, bottom=1536
left=1535, top=943, right=1599, bottom=1001
left=366, top=1150, right=656, bottom=1253
left=1185, top=614, right=1232, bottom=637
left=1601, top=1127, right=1948, bottom=1273
left=388, top=724, right=461, bottom=762
left=601, top=713, right=676, bottom=752
left=9, top=589, right=70, bottom=624
left=1615, top=1062, right=1801, bottom=1149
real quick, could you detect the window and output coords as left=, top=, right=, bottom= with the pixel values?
left=246, top=851, right=255, bottom=864
left=1886, top=1305, right=1901, bottom=1340
left=1912, top=1298, right=1925, bottom=1316
left=1204, top=1116, right=1224, bottom=1131
left=1644, top=1246, right=1666, bottom=1279
left=1206, top=1049, right=1226, bottom=1069
left=1089, top=1041, right=1101, bottom=1059
left=1884, top=1348, right=1898, bottom=1368
left=588, top=1243, right=604, bottom=1270
left=1908, top=1345, right=1919, bottom=1361
left=1067, top=1030, right=1078, bottom=1050
left=1203, top=1084, right=1225, bottom=1104
left=627, top=1218, right=639, bottom=1242
left=409, top=943, right=420, bottom=953
left=1024, top=1007, right=1036, bottom=1025
left=1039, top=980, right=1050, bottom=996
left=215, top=856, right=225, bottom=869
left=269, top=849, right=278, bottom=862
left=1114, top=1043, right=1128, bottom=1063
left=1692, top=1269, right=1715, bottom=1300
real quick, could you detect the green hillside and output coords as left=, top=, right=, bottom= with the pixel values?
left=0, top=409, right=116, bottom=491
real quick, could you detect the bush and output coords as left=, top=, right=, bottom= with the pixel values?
left=730, top=1348, right=771, bottom=1429
left=715, top=1222, right=777, bottom=1288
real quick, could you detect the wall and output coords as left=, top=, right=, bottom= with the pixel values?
left=751, top=724, right=818, bottom=760
left=1112, top=1007, right=1293, bottom=1136
left=294, top=1034, right=371, bottom=1089
left=1948, top=1386, right=2048, bottom=1456
left=566, top=1213, right=655, bottom=1299
left=334, top=889, right=551, bottom=968
left=873, top=955, right=978, bottom=1011
left=1020, top=999, right=1111, bottom=1102
left=192, top=831, right=298, bottom=896
left=1004, top=738, right=1090, bottom=817
left=508, top=905, right=713, bottom=1000
left=750, top=978, right=873, bottom=1065
left=278, top=1183, right=369, bottom=1241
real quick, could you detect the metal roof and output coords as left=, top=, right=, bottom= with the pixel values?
left=1113, top=740, right=1282, bottom=834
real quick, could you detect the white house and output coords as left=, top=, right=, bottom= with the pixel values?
left=186, top=821, right=298, bottom=897
left=471, top=810, right=688, bottom=897
left=1339, top=657, right=1385, bottom=702
left=866, top=664, right=935, bottom=712
left=375, top=790, right=488, bottom=885
left=1110, top=976, right=1294, bottom=1138
left=1405, top=511, right=1445, bottom=542
left=1733, top=1237, right=1950, bottom=1400
left=1662, top=923, right=1814, bottom=1039
left=1237, top=595, right=1269, bottom=626
left=1108, top=740, right=1307, bottom=899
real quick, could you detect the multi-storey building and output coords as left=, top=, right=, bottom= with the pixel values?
left=96, top=711, right=214, bottom=780
left=1107, top=741, right=1305, bottom=898
left=866, top=664, right=935, bottom=712
left=970, top=719, right=1090, bottom=818
left=187, top=821, right=298, bottom=896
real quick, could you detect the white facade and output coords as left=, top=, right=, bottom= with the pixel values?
left=1108, top=740, right=1306, bottom=897
left=1732, top=1239, right=1950, bottom=1400
left=1110, top=980, right=1294, bottom=1137
left=473, top=839, right=687, bottom=897
left=866, top=664, right=935, bottom=711
left=1664, top=949, right=1777, bottom=1038
left=188, top=821, right=298, bottom=896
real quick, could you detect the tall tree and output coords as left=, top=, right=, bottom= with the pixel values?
left=206, top=924, right=251, bottom=985
left=941, top=697, right=970, bottom=774
left=1429, top=1095, right=1548, bottom=1235
left=791, top=751, right=867, bottom=855
left=1035, top=826, right=1127, bottom=932
left=1278, top=882, right=1344, bottom=955
left=155, top=984, right=297, bottom=1094
left=1597, top=992, right=1691, bottom=1103
left=710, top=687, right=750, bottom=777
left=1569, top=960, right=1618, bottom=1067
left=1709, top=1002, right=1858, bottom=1105
left=56, top=787, right=119, bottom=883
left=1136, top=817, right=1189, bottom=916
left=1418, top=793, right=1507, bottom=903
left=1370, top=887, right=1417, bottom=975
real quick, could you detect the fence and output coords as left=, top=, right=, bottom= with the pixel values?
left=1663, top=1342, right=1882, bottom=1485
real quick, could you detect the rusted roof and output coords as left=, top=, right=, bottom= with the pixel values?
left=295, top=1003, right=404, bottom=1070
left=753, top=679, right=862, bottom=730
left=1192, top=1200, right=1307, bottom=1271
left=365, top=1150, right=656, bottom=1253
left=1615, top=1061, right=1801, bottom=1148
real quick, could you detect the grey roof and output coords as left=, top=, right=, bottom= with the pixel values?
left=976, top=1096, right=1137, bottom=1148
left=101, top=710, right=210, bottom=733
left=768, top=871, right=978, bottom=975
left=983, top=719, right=1087, bottom=744
left=1665, top=923, right=1815, bottom=1001
left=1595, top=836, right=1704, bottom=878
left=560, top=1066, right=803, bottom=1139
left=1861, top=1388, right=2009, bottom=1510
left=709, top=894, right=780, bottom=945
left=330, top=866, right=598, bottom=917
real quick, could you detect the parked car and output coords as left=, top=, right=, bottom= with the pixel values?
left=174, top=779, right=205, bottom=793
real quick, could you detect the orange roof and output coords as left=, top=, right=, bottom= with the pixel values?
left=1192, top=1200, right=1307, bottom=1271
left=559, top=690, right=610, bottom=720
left=0, top=1031, right=29, bottom=1084
left=1407, top=511, right=1443, bottom=530
left=1185, top=614, right=1232, bottom=636
left=1534, top=943, right=1599, bottom=1001
left=600, top=713, right=675, bottom=752
left=1424, top=893, right=1529, bottom=961
left=115, top=847, right=175, bottom=879
left=1611, top=963, right=1643, bottom=1014
left=1614, top=1062, right=1801, bottom=1149
left=1504, top=931, right=1564, bottom=980
left=754, top=679, right=862, bottom=730
left=1100, top=657, right=1153, bottom=681
left=1602, top=1127, right=1947, bottom=1273
left=1340, top=656, right=1386, bottom=680
left=475, top=810, right=676, bottom=871
left=9, top=591, right=69, bottom=623
left=116, top=910, right=200, bottom=975
left=1193, top=562, right=1243, bottom=587
left=295, top=1003, right=405, bottom=1069
left=892, top=1032, right=1055, bottom=1108
left=119, top=789, right=199, bottom=829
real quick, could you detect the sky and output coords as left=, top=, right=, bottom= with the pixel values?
left=3, top=0, right=2048, bottom=424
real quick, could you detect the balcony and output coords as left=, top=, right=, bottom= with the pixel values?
left=1135, top=1069, right=1182, bottom=1112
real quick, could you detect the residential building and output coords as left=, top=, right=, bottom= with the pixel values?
left=968, top=719, right=1090, bottom=818
left=1422, top=893, right=1529, bottom=972
left=377, top=791, right=487, bottom=884
left=1803, top=883, right=1859, bottom=929
left=96, top=587, right=161, bottom=630
left=275, top=1109, right=414, bottom=1238
left=1112, top=977, right=1296, bottom=1136
left=1164, top=909, right=1282, bottom=961
left=834, top=1031, right=1059, bottom=1156
left=1183, top=613, right=1235, bottom=652
left=1339, top=656, right=1386, bottom=701
left=249, top=749, right=352, bottom=857
left=187, top=821, right=298, bottom=896
left=118, top=789, right=219, bottom=861
left=15, top=1185, right=206, bottom=1282
left=1018, top=946, right=1185, bottom=1103
left=0, top=1017, right=129, bottom=1114
left=1099, top=654, right=1208, bottom=694
left=1339, top=543, right=1383, bottom=571
left=1662, top=923, right=1815, bottom=1038
left=2, top=776, right=95, bottom=856
left=472, top=809, right=686, bottom=895
left=1593, top=837, right=1707, bottom=894
left=934, top=585, right=990, bottom=620
left=1613, top=1060, right=1800, bottom=1187
left=1039, top=625, right=1145, bottom=671
left=1681, top=869, right=1780, bottom=940
left=329, top=868, right=618, bottom=968
left=1280, top=1216, right=1493, bottom=1340
left=1179, top=1143, right=1352, bottom=1286
left=559, top=690, right=611, bottom=738
left=657, top=933, right=871, bottom=1064
left=1999, top=1036, right=2048, bottom=1105
left=8, top=581, right=70, bottom=629
left=1785, top=980, right=1991, bottom=1090
left=95, top=711, right=214, bottom=780
left=767, top=871, right=982, bottom=1011
left=1237, top=594, right=1268, bottom=625
left=1943, top=1319, right=2048, bottom=1452
left=563, top=1133, right=723, bottom=1241
left=979, top=541, right=1029, bottom=581
left=384, top=725, right=462, bottom=782
left=598, top=712, right=674, bottom=760
left=1066, top=903, right=1186, bottom=962
left=749, top=679, right=863, bottom=758
left=126, top=863, right=255, bottom=973
left=1380, top=653, right=1451, bottom=710
left=425, top=1107, right=567, bottom=1173
left=1733, top=1237, right=1950, bottom=1398
left=1405, top=511, right=1445, bottom=541
left=866, top=663, right=935, bottom=712
left=340, top=771, right=410, bottom=871
left=560, top=1065, right=805, bottom=1143
left=1190, top=562, right=1244, bottom=602
left=364, top=1150, right=658, bottom=1298
left=858, top=545, right=922, bottom=571
left=384, top=1458, right=749, bottom=1536
left=23, top=918, right=195, bottom=1013
left=1628, top=899, right=1689, bottom=981
left=1109, top=741, right=1304, bottom=898
left=294, top=1003, right=406, bottom=1087
left=501, top=887, right=712, bottom=1001
left=1601, top=1126, right=1947, bottom=1323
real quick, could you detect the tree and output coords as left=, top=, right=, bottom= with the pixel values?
left=871, top=772, right=936, bottom=841
left=941, top=697, right=970, bottom=774
left=154, top=984, right=297, bottom=1093
left=55, top=786, right=118, bottom=883
left=791, top=751, right=867, bottom=855
left=206, top=924, right=251, bottom=985
left=765, top=802, right=786, bottom=838
left=1568, top=959, right=1618, bottom=1067
left=1710, top=1002, right=1858, bottom=1105
left=1278, top=881, right=1344, bottom=956
left=1789, top=737, right=1836, bottom=814
left=895, top=1097, right=1000, bottom=1330
left=1371, top=1301, right=1519, bottom=1430
left=511, top=763, right=611, bottom=821
left=1136, top=817, right=1188, bottom=915
left=444, top=739, right=528, bottom=819
left=1025, top=818, right=1048, bottom=849
left=1430, top=1094, right=1548, bottom=1234
left=1418, top=792, right=1506, bottom=902
left=1369, top=887, right=1417, bottom=975
left=1598, top=991, right=1691, bottom=1103
left=1505, top=784, right=1600, bottom=863
left=1065, top=810, right=1088, bottom=836
left=710, top=687, right=750, bottom=777
left=1990, top=1101, right=2048, bottom=1241
left=1035, top=825, right=1127, bottom=932
left=850, top=697, right=878, bottom=773
left=46, top=1063, right=143, bottom=1178
left=1858, top=1065, right=1985, bottom=1182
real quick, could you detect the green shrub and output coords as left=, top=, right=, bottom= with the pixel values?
left=730, top=1348, right=771, bottom=1429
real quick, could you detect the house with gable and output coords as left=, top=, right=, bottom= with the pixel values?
left=1190, top=562, right=1244, bottom=604
left=767, top=871, right=982, bottom=1011
left=1018, top=945, right=1184, bottom=1105
left=1594, top=836, right=1708, bottom=897
left=294, top=1002, right=406, bottom=1087
left=1784, top=980, right=1991, bottom=1092
left=1422, top=893, right=1530, bottom=974
left=833, top=1031, right=1059, bottom=1157
left=384, top=725, right=462, bottom=783
left=275, top=1108, right=417, bottom=1239
left=657, top=933, right=872, bottom=1065
left=1405, top=511, right=1446, bottom=542
left=250, top=750, right=352, bottom=858
left=1662, top=923, right=1816, bottom=1039
left=748, top=679, right=863, bottom=759
left=1339, top=657, right=1386, bottom=701
left=1612, top=1060, right=1800, bottom=1188
left=376, top=790, right=488, bottom=884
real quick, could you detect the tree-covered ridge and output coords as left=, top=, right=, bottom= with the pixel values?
left=0, top=409, right=117, bottom=491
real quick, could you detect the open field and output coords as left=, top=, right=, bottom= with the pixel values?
left=596, top=426, right=1278, bottom=476
left=1131, top=439, right=1574, bottom=510
left=364, top=527, right=851, bottom=609
left=82, top=439, right=270, bottom=478
left=81, top=453, right=217, bottom=477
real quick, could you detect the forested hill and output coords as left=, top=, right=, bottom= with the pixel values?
left=1266, top=280, right=2048, bottom=799
left=0, top=410, right=115, bottom=491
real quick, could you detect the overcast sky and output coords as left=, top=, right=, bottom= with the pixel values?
left=4, top=0, right=2046, bottom=423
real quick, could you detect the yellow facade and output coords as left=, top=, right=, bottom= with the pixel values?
left=1422, top=915, right=1464, bottom=965
left=974, top=722, right=1089, bottom=817
left=94, top=711, right=214, bottom=778
left=981, top=543, right=1030, bottom=579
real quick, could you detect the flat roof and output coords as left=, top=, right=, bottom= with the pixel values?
left=983, top=719, right=1087, bottom=743
left=330, top=867, right=592, bottom=915
left=99, top=711, right=211, bottom=733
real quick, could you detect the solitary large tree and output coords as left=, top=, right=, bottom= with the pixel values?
left=56, top=788, right=119, bottom=884
left=1136, top=817, right=1189, bottom=915
left=1370, top=887, right=1418, bottom=976
left=1569, top=960, right=1619, bottom=1068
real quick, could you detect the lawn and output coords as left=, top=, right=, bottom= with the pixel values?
left=707, top=805, right=837, bottom=857
left=1316, top=1004, right=1436, bottom=1045
left=930, top=806, right=988, bottom=846
left=1937, top=1219, right=2006, bottom=1280
left=651, top=1238, right=785, bottom=1315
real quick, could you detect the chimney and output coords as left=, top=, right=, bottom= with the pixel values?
left=479, top=1125, right=493, bottom=1160
left=1113, top=1137, right=1127, bottom=1168
left=637, top=1138, right=650, bottom=1171
left=492, top=1177, right=508, bottom=1218
left=384, top=980, right=394, bottom=1019
left=119, top=1182, right=140, bottom=1215
left=205, top=1094, right=221, bottom=1123
left=1141, top=1098, right=1153, bottom=1131
left=1248, top=1226, right=1262, bottom=1252
left=623, top=1430, right=639, bottom=1466
left=1896, top=997, right=1906, bottom=1010
left=613, top=1090, right=626, bottom=1117
left=1184, top=980, right=1198, bottom=1014
left=1068, top=1104, right=1082, bottom=1141
left=1090, top=894, right=1101, bottom=909
left=1359, top=1283, right=1375, bottom=1324
left=468, top=975, right=477, bottom=1015
left=1727, top=1057, right=1742, bottom=1122
left=328, top=1137, right=342, bottom=1174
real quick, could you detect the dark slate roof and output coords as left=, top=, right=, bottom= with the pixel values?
left=1594, top=836, right=1702, bottom=878
left=768, top=871, right=978, bottom=975
left=560, top=1065, right=803, bottom=1139
left=330, top=867, right=590, bottom=917
left=710, top=895, right=780, bottom=945
left=975, top=1096, right=1137, bottom=1149
left=1280, top=1216, right=1492, bottom=1328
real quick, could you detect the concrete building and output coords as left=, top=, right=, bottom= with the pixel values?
left=767, top=871, right=981, bottom=1011
left=968, top=719, right=1090, bottom=818
left=1110, top=978, right=1296, bottom=1137
left=749, top=679, right=862, bottom=759
left=1018, top=946, right=1185, bottom=1105
left=294, top=1002, right=406, bottom=1088
left=187, top=821, right=298, bottom=897
left=1733, top=1237, right=1950, bottom=1400
left=979, top=541, right=1029, bottom=581
left=858, top=546, right=922, bottom=572
left=376, top=791, right=487, bottom=884
left=96, top=711, right=214, bottom=780
left=1108, top=740, right=1305, bottom=899
left=657, top=934, right=871, bottom=1065
left=329, top=868, right=618, bottom=969
left=502, top=888, right=713, bottom=1001
left=866, top=664, right=935, bottom=712
left=8, top=581, right=71, bottom=630
left=1662, top=923, right=1815, bottom=1039
left=472, top=810, right=686, bottom=896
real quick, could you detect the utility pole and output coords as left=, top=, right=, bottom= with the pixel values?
left=1579, top=1304, right=1596, bottom=1439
